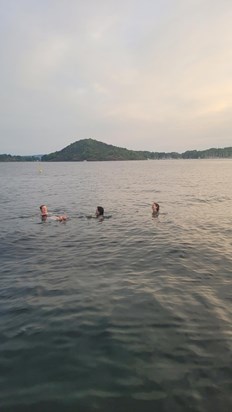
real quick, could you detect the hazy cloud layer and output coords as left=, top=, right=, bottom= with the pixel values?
left=1, top=0, right=232, bottom=154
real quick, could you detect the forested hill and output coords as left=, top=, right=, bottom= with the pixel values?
left=41, top=139, right=232, bottom=161
left=41, top=139, right=150, bottom=161
left=1, top=139, right=232, bottom=161
left=181, top=147, right=232, bottom=159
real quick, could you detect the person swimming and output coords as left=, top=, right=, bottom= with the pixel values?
left=40, top=205, right=48, bottom=221
left=95, top=206, right=104, bottom=217
left=40, top=205, right=48, bottom=217
left=95, top=206, right=104, bottom=221
left=86, top=206, right=110, bottom=220
left=40, top=205, right=67, bottom=222
left=152, top=202, right=160, bottom=216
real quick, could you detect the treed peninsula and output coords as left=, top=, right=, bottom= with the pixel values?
left=1, top=138, right=232, bottom=161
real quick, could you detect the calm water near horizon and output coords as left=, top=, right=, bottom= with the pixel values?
left=0, top=160, right=231, bottom=412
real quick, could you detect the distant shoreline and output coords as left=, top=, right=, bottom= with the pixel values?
left=1, top=157, right=232, bottom=163
left=1, top=139, right=232, bottom=161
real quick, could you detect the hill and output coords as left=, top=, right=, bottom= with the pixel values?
left=41, top=139, right=232, bottom=161
left=41, top=139, right=152, bottom=161
left=1, top=139, right=232, bottom=161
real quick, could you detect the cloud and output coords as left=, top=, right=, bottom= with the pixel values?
left=0, top=0, right=232, bottom=154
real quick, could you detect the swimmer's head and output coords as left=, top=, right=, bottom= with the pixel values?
left=152, top=202, right=159, bottom=213
left=96, top=206, right=104, bottom=217
left=40, top=205, right=48, bottom=216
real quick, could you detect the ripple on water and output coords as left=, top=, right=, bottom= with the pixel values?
left=0, top=161, right=232, bottom=411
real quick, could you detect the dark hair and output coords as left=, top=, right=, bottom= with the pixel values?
left=97, top=206, right=104, bottom=216
left=155, top=203, right=159, bottom=212
left=152, top=202, right=160, bottom=212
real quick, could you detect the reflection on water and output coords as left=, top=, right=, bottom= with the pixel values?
left=0, top=160, right=232, bottom=411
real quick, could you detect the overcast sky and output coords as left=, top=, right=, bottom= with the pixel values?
left=1, top=0, right=232, bottom=155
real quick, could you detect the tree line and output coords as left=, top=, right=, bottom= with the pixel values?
left=1, top=139, right=232, bottom=161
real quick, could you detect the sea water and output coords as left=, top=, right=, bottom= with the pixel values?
left=0, top=160, right=231, bottom=411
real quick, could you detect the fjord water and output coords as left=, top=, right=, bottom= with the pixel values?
left=0, top=160, right=231, bottom=412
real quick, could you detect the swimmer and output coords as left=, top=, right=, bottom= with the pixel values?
left=152, top=202, right=160, bottom=216
left=40, top=205, right=48, bottom=221
left=94, top=206, right=104, bottom=221
left=40, top=205, right=67, bottom=222
left=86, top=206, right=106, bottom=220
left=40, top=205, right=48, bottom=217
left=95, top=206, right=104, bottom=218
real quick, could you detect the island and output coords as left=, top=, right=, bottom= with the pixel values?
left=1, top=139, right=232, bottom=161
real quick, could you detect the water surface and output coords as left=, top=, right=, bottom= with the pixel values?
left=0, top=160, right=231, bottom=411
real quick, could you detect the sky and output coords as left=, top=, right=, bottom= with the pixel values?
left=1, top=0, right=232, bottom=155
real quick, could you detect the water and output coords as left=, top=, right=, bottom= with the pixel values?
left=0, top=160, right=231, bottom=412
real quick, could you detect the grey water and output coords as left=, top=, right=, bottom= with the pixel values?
left=0, top=160, right=231, bottom=412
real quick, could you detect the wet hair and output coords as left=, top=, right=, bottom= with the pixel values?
left=97, top=206, right=104, bottom=216
left=40, top=205, right=48, bottom=216
left=152, top=202, right=160, bottom=212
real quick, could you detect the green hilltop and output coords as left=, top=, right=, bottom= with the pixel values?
left=41, top=139, right=232, bottom=161
left=41, top=138, right=149, bottom=161
left=1, top=138, right=232, bottom=161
